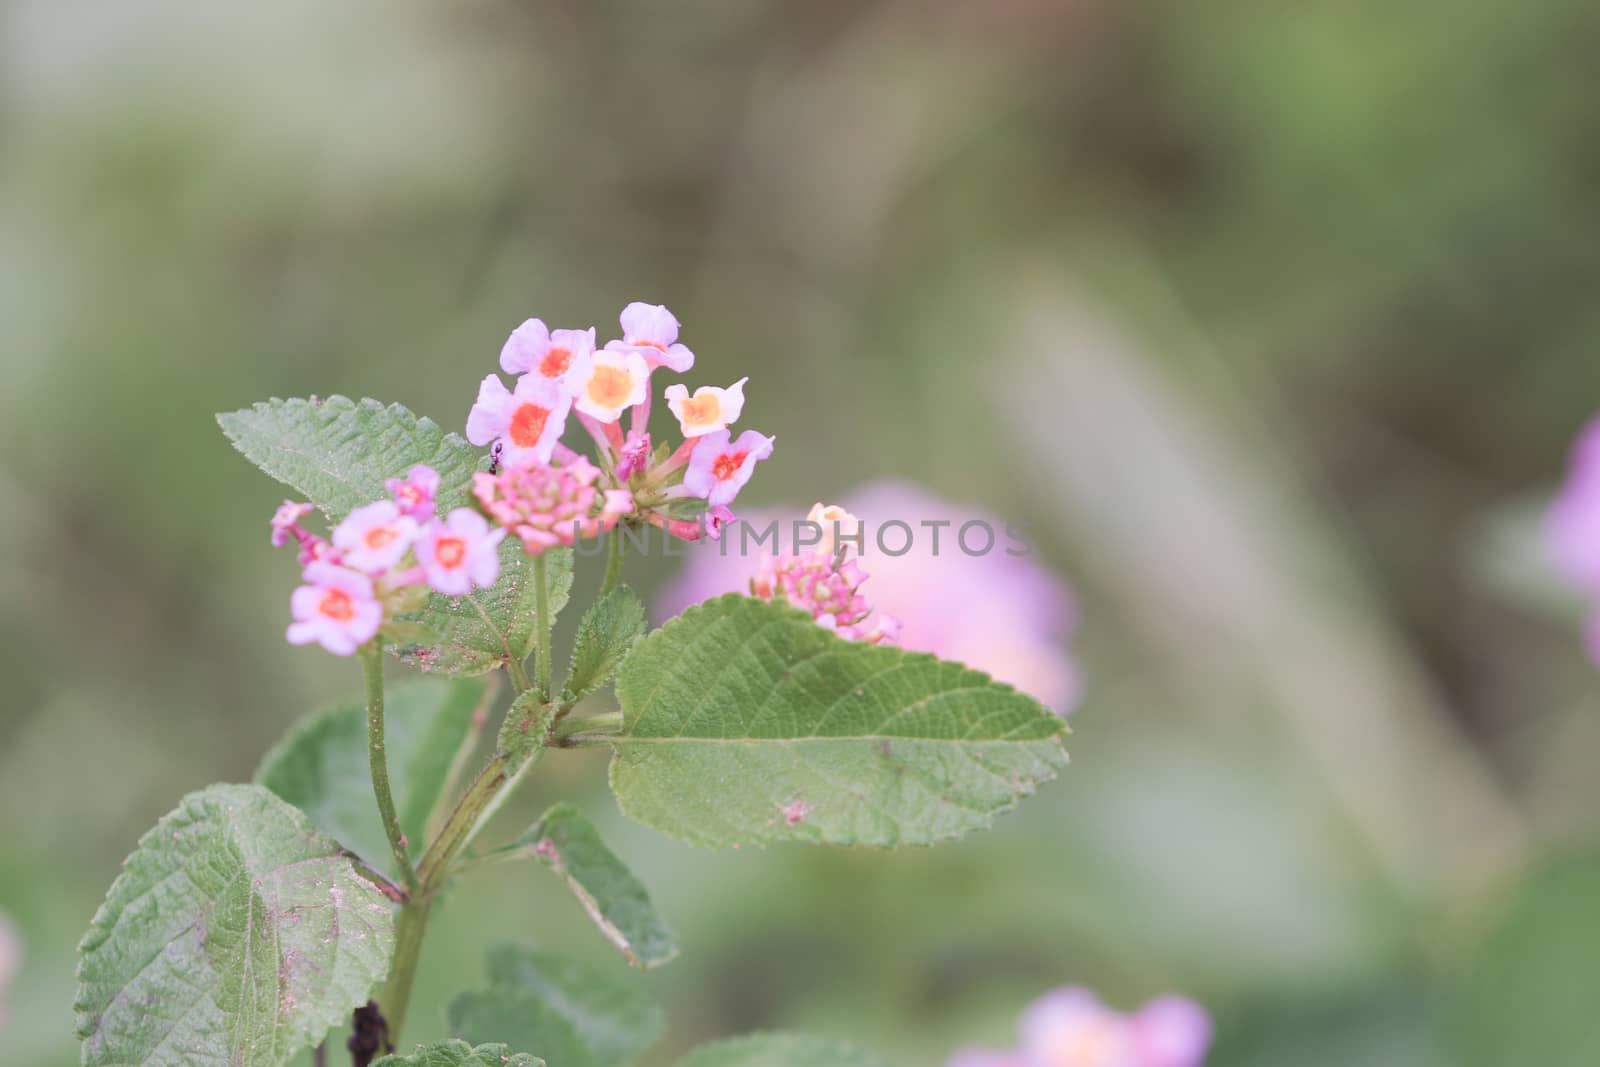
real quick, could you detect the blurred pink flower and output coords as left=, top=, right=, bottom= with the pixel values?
left=385, top=464, right=440, bottom=520
left=1547, top=416, right=1600, bottom=659
left=331, top=500, right=419, bottom=574
left=659, top=480, right=1080, bottom=713
left=1548, top=416, right=1600, bottom=587
left=269, top=500, right=314, bottom=547
left=0, top=912, right=19, bottom=1034
left=947, top=987, right=1210, bottom=1067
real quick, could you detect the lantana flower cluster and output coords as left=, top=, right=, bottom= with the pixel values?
left=466, top=302, right=774, bottom=554
left=949, top=987, right=1211, bottom=1067
left=273, top=302, right=777, bottom=656
left=271, top=465, right=505, bottom=655
left=750, top=503, right=901, bottom=644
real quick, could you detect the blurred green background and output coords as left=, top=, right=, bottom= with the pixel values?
left=5, top=1, right=1600, bottom=1064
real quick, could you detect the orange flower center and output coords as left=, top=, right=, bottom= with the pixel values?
left=435, top=536, right=467, bottom=568
left=681, top=393, right=721, bottom=428
left=712, top=451, right=748, bottom=481
left=396, top=486, right=423, bottom=509
left=587, top=365, right=636, bottom=410
left=363, top=526, right=397, bottom=550
left=318, top=588, right=356, bottom=622
left=509, top=402, right=551, bottom=448
left=539, top=347, right=572, bottom=378
left=632, top=339, right=665, bottom=352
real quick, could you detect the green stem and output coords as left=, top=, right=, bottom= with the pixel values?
left=533, top=553, right=553, bottom=699
left=379, top=897, right=430, bottom=1042
left=507, top=655, right=533, bottom=694
left=600, top=531, right=624, bottom=596
left=362, top=643, right=418, bottom=896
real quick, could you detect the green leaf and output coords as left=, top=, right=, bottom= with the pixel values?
left=1449, top=851, right=1600, bottom=1067
left=505, top=804, right=677, bottom=969
left=564, top=588, right=647, bottom=704
left=673, top=1033, right=892, bottom=1067
left=75, top=784, right=395, bottom=1067
left=448, top=945, right=665, bottom=1067
left=392, top=544, right=574, bottom=677
left=255, top=677, right=487, bottom=874
left=375, top=1041, right=544, bottom=1067
left=609, top=593, right=1068, bottom=849
left=217, top=395, right=481, bottom=517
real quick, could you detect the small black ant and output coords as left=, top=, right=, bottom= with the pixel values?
left=488, top=442, right=504, bottom=475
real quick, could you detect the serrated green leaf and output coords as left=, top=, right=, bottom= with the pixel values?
left=448, top=946, right=664, bottom=1067
left=674, top=1033, right=892, bottom=1067
left=609, top=594, right=1068, bottom=849
left=392, top=544, right=573, bottom=677
left=374, top=1041, right=545, bottom=1067
left=255, top=677, right=487, bottom=874
left=564, top=588, right=647, bottom=704
left=498, top=689, right=556, bottom=767
left=217, top=395, right=481, bottom=517
left=76, top=784, right=395, bottom=1067
left=505, top=804, right=677, bottom=969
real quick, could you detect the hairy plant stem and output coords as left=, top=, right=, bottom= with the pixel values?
left=533, top=553, right=553, bottom=699
left=507, top=655, right=533, bottom=694
left=378, top=897, right=429, bottom=1044
left=600, top=531, right=624, bottom=596
left=362, top=643, right=418, bottom=896
left=371, top=555, right=562, bottom=1047
left=378, top=729, right=546, bottom=1043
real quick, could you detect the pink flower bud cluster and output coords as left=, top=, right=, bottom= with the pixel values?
left=749, top=504, right=901, bottom=645
left=270, top=464, right=504, bottom=656
left=948, top=987, right=1211, bottom=1067
left=465, top=302, right=774, bottom=547
left=472, top=457, right=633, bottom=555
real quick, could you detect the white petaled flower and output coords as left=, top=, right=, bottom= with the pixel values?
left=665, top=377, right=747, bottom=438
left=571, top=349, right=649, bottom=424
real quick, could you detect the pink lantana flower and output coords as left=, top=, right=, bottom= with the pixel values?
left=659, top=482, right=1080, bottom=713
left=467, top=373, right=573, bottom=467
left=607, top=301, right=694, bottom=373
left=665, top=378, right=748, bottom=439
left=682, top=429, right=776, bottom=507
left=287, top=562, right=384, bottom=655
left=270, top=500, right=314, bottom=546
left=943, top=988, right=1211, bottom=1067
left=385, top=464, right=440, bottom=520
left=1020, top=988, right=1139, bottom=1067
left=415, top=508, right=506, bottom=595
left=616, top=432, right=653, bottom=482
left=473, top=457, right=634, bottom=555
left=332, top=500, right=419, bottom=573
left=500, top=318, right=596, bottom=387
left=946, top=1055, right=1026, bottom=1067
left=704, top=504, right=737, bottom=542
left=752, top=544, right=900, bottom=644
left=1130, top=997, right=1212, bottom=1067
left=571, top=349, right=649, bottom=424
